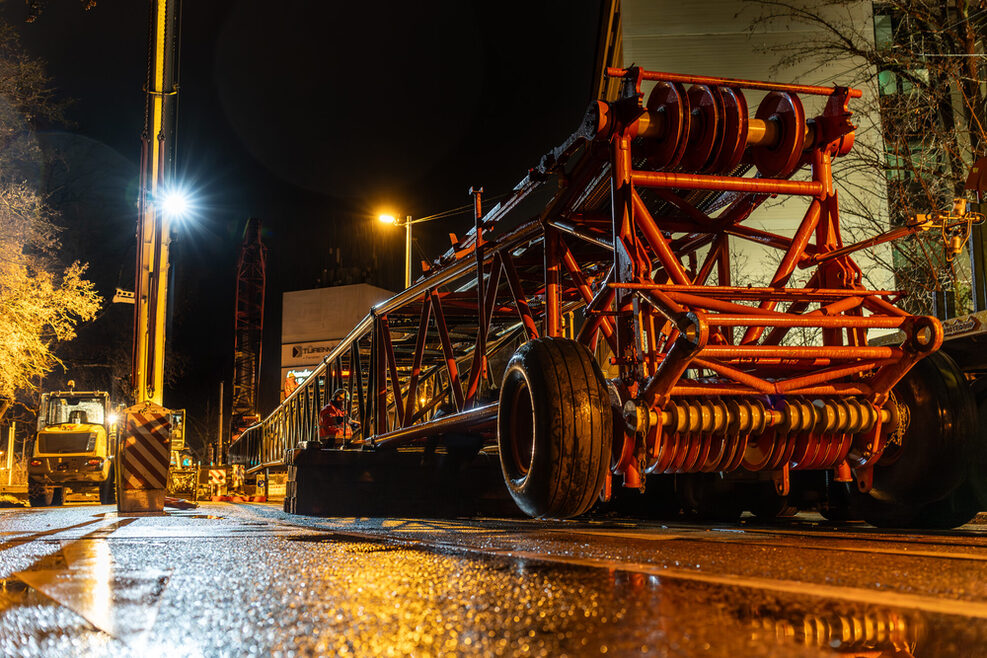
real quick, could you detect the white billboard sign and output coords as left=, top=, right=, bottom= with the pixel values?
left=281, top=340, right=338, bottom=368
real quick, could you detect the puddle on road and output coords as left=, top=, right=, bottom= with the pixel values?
left=0, top=518, right=169, bottom=649
left=289, top=534, right=404, bottom=554
left=278, top=533, right=985, bottom=657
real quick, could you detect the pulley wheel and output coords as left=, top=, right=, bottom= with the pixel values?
left=644, top=81, right=690, bottom=169
left=751, top=91, right=806, bottom=178
left=741, top=429, right=776, bottom=471
left=681, top=85, right=721, bottom=171
left=711, top=87, right=748, bottom=174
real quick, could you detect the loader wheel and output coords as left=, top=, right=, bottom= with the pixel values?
left=867, top=351, right=975, bottom=507
left=497, top=337, right=612, bottom=519
left=28, top=480, right=53, bottom=507
left=99, top=468, right=116, bottom=504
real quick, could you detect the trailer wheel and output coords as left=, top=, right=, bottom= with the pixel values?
left=854, top=352, right=977, bottom=527
left=868, top=351, right=976, bottom=506
left=497, top=337, right=612, bottom=519
left=748, top=484, right=799, bottom=521
left=909, top=481, right=981, bottom=529
left=27, top=480, right=53, bottom=507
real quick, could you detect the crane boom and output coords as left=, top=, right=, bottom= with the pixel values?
left=133, top=0, right=182, bottom=406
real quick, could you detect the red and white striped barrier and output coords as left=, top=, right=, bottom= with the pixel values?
left=118, top=402, right=171, bottom=513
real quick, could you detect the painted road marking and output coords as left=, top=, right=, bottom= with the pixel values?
left=10, top=519, right=169, bottom=644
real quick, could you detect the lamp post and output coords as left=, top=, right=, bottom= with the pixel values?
left=377, top=215, right=412, bottom=289
left=377, top=214, right=414, bottom=289
left=379, top=205, right=475, bottom=289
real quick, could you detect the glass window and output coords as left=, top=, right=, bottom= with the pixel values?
left=45, top=396, right=106, bottom=426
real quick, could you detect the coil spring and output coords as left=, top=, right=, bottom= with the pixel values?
left=646, top=397, right=882, bottom=474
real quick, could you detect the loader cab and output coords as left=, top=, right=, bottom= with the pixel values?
left=39, top=393, right=108, bottom=430
left=34, top=390, right=111, bottom=456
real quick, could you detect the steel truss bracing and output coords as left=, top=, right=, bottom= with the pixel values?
left=230, top=66, right=940, bottom=509
left=231, top=218, right=267, bottom=431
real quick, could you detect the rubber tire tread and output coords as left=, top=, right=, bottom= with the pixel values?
left=908, top=481, right=981, bottom=529
left=870, top=351, right=975, bottom=506
left=27, top=480, right=52, bottom=507
left=498, top=338, right=611, bottom=519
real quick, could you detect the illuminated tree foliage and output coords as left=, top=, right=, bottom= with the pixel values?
left=745, top=0, right=987, bottom=315
left=0, top=186, right=101, bottom=402
left=0, top=23, right=100, bottom=413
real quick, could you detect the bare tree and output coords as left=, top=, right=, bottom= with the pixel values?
left=744, top=0, right=987, bottom=315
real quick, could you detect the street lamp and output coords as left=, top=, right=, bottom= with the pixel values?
left=379, top=204, right=477, bottom=289
left=159, top=188, right=192, bottom=221
left=378, top=213, right=414, bottom=289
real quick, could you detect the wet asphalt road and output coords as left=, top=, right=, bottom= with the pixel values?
left=1, top=503, right=986, bottom=656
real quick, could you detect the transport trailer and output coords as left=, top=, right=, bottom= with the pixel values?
left=230, top=66, right=980, bottom=527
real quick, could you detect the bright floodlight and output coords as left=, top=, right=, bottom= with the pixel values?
left=160, top=188, right=192, bottom=219
left=378, top=214, right=397, bottom=224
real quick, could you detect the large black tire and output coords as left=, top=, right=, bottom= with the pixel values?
left=27, top=480, right=53, bottom=507
left=497, top=337, right=612, bottom=519
left=908, top=481, right=981, bottom=529
left=855, top=352, right=977, bottom=528
left=868, top=351, right=976, bottom=507
left=50, top=487, right=64, bottom=506
left=99, top=468, right=116, bottom=505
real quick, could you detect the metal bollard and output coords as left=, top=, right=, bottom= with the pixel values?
left=117, top=402, right=171, bottom=513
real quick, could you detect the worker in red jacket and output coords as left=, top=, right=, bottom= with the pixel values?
left=319, top=388, right=354, bottom=445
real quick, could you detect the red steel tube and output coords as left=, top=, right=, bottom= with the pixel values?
left=692, top=357, right=776, bottom=394
left=430, top=291, right=465, bottom=411
left=700, top=345, right=901, bottom=359
left=666, top=292, right=793, bottom=318
left=374, top=403, right=499, bottom=448
left=632, top=171, right=825, bottom=196
left=705, top=314, right=906, bottom=329
left=606, top=67, right=863, bottom=98
left=631, top=190, right=693, bottom=285
left=614, top=282, right=898, bottom=301
left=670, top=383, right=872, bottom=396
left=404, top=295, right=432, bottom=423
left=773, top=359, right=891, bottom=394
left=561, top=246, right=616, bottom=344
left=863, top=294, right=911, bottom=318
left=544, top=226, right=562, bottom=338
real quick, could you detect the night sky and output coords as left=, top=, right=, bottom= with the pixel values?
left=6, top=0, right=604, bottom=451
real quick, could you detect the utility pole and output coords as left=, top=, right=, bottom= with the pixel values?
left=217, top=381, right=224, bottom=465
left=133, top=0, right=182, bottom=406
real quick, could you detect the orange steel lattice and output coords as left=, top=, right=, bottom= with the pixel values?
left=230, top=66, right=937, bottom=500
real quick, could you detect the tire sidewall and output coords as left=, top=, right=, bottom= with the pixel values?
left=870, top=351, right=975, bottom=506
left=498, top=344, right=554, bottom=517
